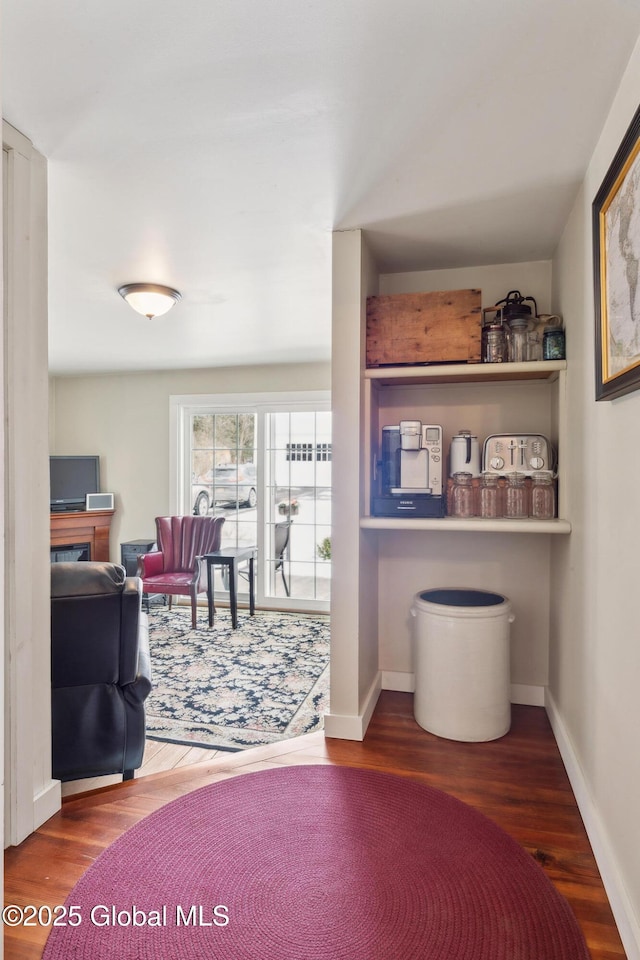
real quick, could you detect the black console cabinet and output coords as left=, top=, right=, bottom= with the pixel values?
left=120, top=539, right=156, bottom=576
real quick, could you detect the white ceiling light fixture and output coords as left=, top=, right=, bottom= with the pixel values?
left=118, top=283, right=182, bottom=319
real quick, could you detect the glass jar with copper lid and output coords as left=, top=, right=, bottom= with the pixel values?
left=452, top=472, right=475, bottom=518
left=504, top=473, right=527, bottom=519
left=479, top=474, right=500, bottom=519
left=530, top=472, right=555, bottom=520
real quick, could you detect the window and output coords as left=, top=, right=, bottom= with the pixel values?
left=286, top=442, right=332, bottom=462
left=171, top=392, right=331, bottom=612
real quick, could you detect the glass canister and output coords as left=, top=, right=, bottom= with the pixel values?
left=482, top=322, right=506, bottom=363
left=530, top=471, right=555, bottom=519
left=504, top=473, right=528, bottom=518
left=526, top=330, right=543, bottom=362
left=452, top=472, right=475, bottom=518
left=478, top=473, right=500, bottom=518
left=543, top=324, right=566, bottom=360
left=507, top=317, right=530, bottom=363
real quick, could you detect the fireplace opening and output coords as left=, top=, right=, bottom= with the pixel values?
left=51, top=543, right=91, bottom=563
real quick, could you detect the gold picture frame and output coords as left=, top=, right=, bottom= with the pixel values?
left=593, top=103, right=640, bottom=400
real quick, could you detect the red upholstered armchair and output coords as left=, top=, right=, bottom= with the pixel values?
left=138, top=515, right=225, bottom=628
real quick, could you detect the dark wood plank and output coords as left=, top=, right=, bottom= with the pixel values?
left=3, top=694, right=627, bottom=959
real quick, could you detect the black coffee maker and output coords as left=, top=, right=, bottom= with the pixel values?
left=372, top=422, right=445, bottom=518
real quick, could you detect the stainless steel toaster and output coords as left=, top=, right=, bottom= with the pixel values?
left=482, top=434, right=556, bottom=476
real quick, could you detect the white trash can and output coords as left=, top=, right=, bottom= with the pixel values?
left=411, top=588, right=514, bottom=742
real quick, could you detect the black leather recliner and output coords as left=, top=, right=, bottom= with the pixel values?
left=51, top=561, right=152, bottom=782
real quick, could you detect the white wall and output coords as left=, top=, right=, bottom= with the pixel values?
left=358, top=238, right=381, bottom=709
left=51, top=362, right=330, bottom=555
left=326, top=230, right=381, bottom=739
left=550, top=39, right=640, bottom=957
left=376, top=261, right=554, bottom=699
left=3, top=125, right=59, bottom=846
left=379, top=259, right=552, bottom=311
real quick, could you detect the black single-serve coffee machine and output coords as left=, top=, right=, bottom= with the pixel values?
left=372, top=420, right=445, bottom=518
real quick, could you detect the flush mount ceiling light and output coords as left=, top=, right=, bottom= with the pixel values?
left=118, top=283, right=182, bottom=319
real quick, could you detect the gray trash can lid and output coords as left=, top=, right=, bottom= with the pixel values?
left=418, top=588, right=506, bottom=607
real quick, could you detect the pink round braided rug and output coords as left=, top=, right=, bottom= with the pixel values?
left=43, top=765, right=589, bottom=959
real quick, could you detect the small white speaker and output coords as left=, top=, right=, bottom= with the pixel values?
left=86, top=492, right=114, bottom=511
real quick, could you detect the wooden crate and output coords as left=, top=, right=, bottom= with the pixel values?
left=366, top=289, right=482, bottom=367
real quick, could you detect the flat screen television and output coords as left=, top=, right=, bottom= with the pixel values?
left=50, top=455, right=100, bottom=512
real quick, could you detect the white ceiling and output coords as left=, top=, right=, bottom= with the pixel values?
left=3, top=0, right=640, bottom=375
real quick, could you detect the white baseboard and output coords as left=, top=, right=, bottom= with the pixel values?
left=360, top=672, right=382, bottom=734
left=510, top=683, right=545, bottom=706
left=381, top=671, right=415, bottom=693
left=382, top=673, right=545, bottom=707
left=546, top=690, right=640, bottom=960
left=324, top=673, right=382, bottom=741
left=323, top=713, right=365, bottom=740
left=33, top=779, right=62, bottom=831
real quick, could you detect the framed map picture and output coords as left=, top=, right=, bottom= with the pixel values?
left=593, top=103, right=640, bottom=400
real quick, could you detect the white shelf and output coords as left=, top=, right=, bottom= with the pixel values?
left=360, top=516, right=571, bottom=534
left=363, top=357, right=570, bottom=532
left=364, top=359, right=566, bottom=386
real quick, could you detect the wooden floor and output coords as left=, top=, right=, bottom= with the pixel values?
left=4, top=693, right=626, bottom=959
left=60, top=737, right=224, bottom=797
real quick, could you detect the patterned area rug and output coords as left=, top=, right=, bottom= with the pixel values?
left=145, top=608, right=330, bottom=751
